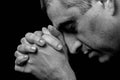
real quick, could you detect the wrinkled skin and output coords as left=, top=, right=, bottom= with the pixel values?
left=14, top=0, right=120, bottom=80
left=15, top=27, right=76, bottom=80
left=44, top=0, right=120, bottom=61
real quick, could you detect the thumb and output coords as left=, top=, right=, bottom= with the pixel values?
left=48, top=25, right=61, bottom=37
left=42, top=34, right=63, bottom=51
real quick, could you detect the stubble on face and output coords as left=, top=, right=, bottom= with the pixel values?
left=42, top=0, right=120, bottom=61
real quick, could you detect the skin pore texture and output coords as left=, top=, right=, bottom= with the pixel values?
left=15, top=28, right=76, bottom=80
left=14, top=0, right=120, bottom=80
left=45, top=0, right=120, bottom=62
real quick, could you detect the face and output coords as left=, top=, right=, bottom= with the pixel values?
left=42, top=0, right=120, bottom=62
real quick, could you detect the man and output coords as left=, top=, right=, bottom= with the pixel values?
left=42, top=0, right=120, bottom=62
left=14, top=0, right=120, bottom=80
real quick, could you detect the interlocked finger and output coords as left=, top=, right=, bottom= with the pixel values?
left=34, top=31, right=42, bottom=37
left=34, top=31, right=45, bottom=46
left=48, top=25, right=60, bottom=37
left=21, top=37, right=29, bottom=45
left=15, top=63, right=35, bottom=73
left=17, top=43, right=37, bottom=53
left=25, top=32, right=45, bottom=46
left=42, top=27, right=63, bottom=51
left=15, top=51, right=29, bottom=65
left=25, top=32, right=39, bottom=44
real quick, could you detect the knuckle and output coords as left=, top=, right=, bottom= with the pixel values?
left=17, top=55, right=28, bottom=62
left=14, top=51, right=20, bottom=57
left=42, top=34, right=63, bottom=50
left=17, top=44, right=27, bottom=52
left=20, top=37, right=29, bottom=44
left=17, top=44, right=36, bottom=52
left=42, top=27, right=51, bottom=35
left=15, top=51, right=29, bottom=65
left=34, top=31, right=42, bottom=37
left=25, top=32, right=33, bottom=37
left=25, top=32, right=40, bottom=44
left=34, top=35, right=40, bottom=42
left=25, top=32, right=34, bottom=41
left=15, top=51, right=23, bottom=57
left=17, top=44, right=23, bottom=51
left=23, top=44, right=36, bottom=52
left=29, top=44, right=37, bottom=51
left=42, top=34, right=59, bottom=47
left=34, top=31, right=46, bottom=46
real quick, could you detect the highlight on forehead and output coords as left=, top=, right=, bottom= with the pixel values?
left=40, top=0, right=91, bottom=7
left=40, top=0, right=92, bottom=15
left=61, top=0, right=92, bottom=14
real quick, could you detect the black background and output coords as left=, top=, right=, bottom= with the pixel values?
left=6, top=0, right=120, bottom=80
left=7, top=0, right=51, bottom=80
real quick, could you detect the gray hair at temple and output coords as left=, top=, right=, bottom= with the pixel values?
left=40, top=0, right=92, bottom=15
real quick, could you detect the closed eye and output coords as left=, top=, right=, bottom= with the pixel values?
left=57, top=19, right=78, bottom=34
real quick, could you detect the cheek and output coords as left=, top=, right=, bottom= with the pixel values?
left=77, top=17, right=120, bottom=50
left=107, top=25, right=120, bottom=47
left=90, top=20, right=120, bottom=50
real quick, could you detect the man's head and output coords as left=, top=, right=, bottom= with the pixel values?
left=40, top=0, right=120, bottom=62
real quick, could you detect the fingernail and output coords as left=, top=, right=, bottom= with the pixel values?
left=48, top=25, right=60, bottom=37
left=39, top=39, right=45, bottom=46
left=15, top=51, right=23, bottom=58
left=34, top=31, right=42, bottom=37
left=18, top=55, right=28, bottom=60
left=57, top=44, right=63, bottom=50
left=42, top=27, right=51, bottom=35
left=48, top=25, right=53, bottom=30
left=30, top=45, right=36, bottom=50
left=39, top=39, right=44, bottom=43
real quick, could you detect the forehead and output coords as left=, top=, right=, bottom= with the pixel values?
left=40, top=0, right=91, bottom=8
left=41, top=0, right=120, bottom=23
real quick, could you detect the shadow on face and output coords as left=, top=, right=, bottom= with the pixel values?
left=41, top=0, right=120, bottom=62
